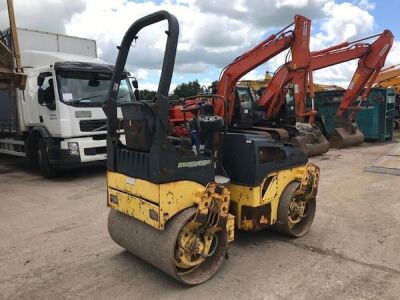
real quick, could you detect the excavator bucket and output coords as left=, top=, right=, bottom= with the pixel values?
left=329, top=127, right=364, bottom=148
left=291, top=123, right=330, bottom=157
left=329, top=116, right=365, bottom=148
left=291, top=134, right=330, bottom=157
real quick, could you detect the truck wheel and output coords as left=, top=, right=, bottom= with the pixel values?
left=394, top=120, right=400, bottom=130
left=275, top=181, right=316, bottom=237
left=37, top=138, right=57, bottom=178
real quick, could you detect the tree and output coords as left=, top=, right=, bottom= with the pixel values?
left=171, top=80, right=203, bottom=99
left=140, top=89, right=157, bottom=100
left=139, top=80, right=208, bottom=101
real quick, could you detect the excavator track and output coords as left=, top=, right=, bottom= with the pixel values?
left=250, top=125, right=329, bottom=157
left=251, top=126, right=290, bottom=141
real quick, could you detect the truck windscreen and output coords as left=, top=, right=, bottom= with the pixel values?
left=56, top=71, right=133, bottom=107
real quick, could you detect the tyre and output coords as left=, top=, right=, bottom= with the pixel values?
left=37, top=138, right=57, bottom=178
left=275, top=181, right=316, bottom=237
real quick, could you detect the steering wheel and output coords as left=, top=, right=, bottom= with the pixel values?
left=180, top=100, right=206, bottom=113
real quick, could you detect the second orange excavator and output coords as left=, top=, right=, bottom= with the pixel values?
left=259, top=30, right=394, bottom=148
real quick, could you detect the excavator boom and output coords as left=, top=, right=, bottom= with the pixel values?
left=260, top=30, right=393, bottom=120
left=337, top=30, right=393, bottom=116
left=213, top=14, right=332, bottom=157
left=214, top=15, right=311, bottom=123
left=260, top=44, right=369, bottom=119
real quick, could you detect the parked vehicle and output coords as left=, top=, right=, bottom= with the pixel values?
left=311, top=88, right=395, bottom=142
left=0, top=28, right=133, bottom=177
left=283, top=88, right=396, bottom=142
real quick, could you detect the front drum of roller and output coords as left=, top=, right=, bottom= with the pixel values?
left=108, top=207, right=228, bottom=285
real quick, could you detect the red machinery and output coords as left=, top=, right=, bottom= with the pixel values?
left=169, top=15, right=330, bottom=156
left=259, top=30, right=394, bottom=148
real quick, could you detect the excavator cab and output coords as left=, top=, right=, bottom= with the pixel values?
left=231, top=85, right=256, bottom=128
left=104, top=11, right=320, bottom=285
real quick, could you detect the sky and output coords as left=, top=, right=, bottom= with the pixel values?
left=1, top=0, right=399, bottom=91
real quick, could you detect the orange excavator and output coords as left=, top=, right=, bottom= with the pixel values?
left=169, top=15, right=330, bottom=156
left=259, top=30, right=394, bottom=148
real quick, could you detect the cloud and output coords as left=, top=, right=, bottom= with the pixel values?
left=241, top=69, right=266, bottom=80
left=357, top=0, right=376, bottom=10
left=63, top=0, right=268, bottom=75
left=0, top=0, right=86, bottom=33
left=195, top=0, right=330, bottom=29
left=174, top=62, right=209, bottom=73
left=303, top=1, right=375, bottom=86
left=1, top=0, right=397, bottom=89
left=276, top=0, right=310, bottom=9
left=317, top=1, right=374, bottom=44
left=312, top=60, right=359, bottom=87
left=385, top=40, right=400, bottom=68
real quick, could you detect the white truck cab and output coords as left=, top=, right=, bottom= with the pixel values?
left=0, top=29, right=133, bottom=177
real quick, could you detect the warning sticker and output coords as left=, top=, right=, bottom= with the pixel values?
left=63, top=93, right=73, bottom=101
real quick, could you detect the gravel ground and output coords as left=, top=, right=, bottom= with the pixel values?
left=0, top=135, right=399, bottom=299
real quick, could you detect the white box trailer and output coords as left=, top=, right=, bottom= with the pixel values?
left=0, top=28, right=133, bottom=177
left=17, top=27, right=97, bottom=62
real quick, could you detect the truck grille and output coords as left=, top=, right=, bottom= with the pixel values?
left=84, top=146, right=107, bottom=156
left=80, top=119, right=106, bottom=132
left=79, top=119, right=124, bottom=132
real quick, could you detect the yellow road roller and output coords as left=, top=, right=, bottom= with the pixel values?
left=103, top=11, right=320, bottom=285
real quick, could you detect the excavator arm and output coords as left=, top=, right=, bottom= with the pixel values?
left=337, top=30, right=393, bottom=117
left=260, top=43, right=370, bottom=120
left=264, top=43, right=371, bottom=120
left=214, top=15, right=311, bottom=124
left=260, top=30, right=394, bottom=122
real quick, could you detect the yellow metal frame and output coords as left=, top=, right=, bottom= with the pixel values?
left=230, top=164, right=317, bottom=230
left=107, top=171, right=205, bottom=230
left=107, top=163, right=319, bottom=236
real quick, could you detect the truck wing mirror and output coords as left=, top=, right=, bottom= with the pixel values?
left=131, top=78, right=139, bottom=89
left=37, top=72, right=52, bottom=87
left=37, top=75, right=45, bottom=87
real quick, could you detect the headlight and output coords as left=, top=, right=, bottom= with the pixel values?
left=68, top=142, right=80, bottom=156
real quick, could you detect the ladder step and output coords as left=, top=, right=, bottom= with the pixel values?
left=0, top=139, right=25, bottom=145
left=0, top=148, right=26, bottom=157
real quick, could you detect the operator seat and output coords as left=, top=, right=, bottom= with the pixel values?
left=121, top=101, right=155, bottom=152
